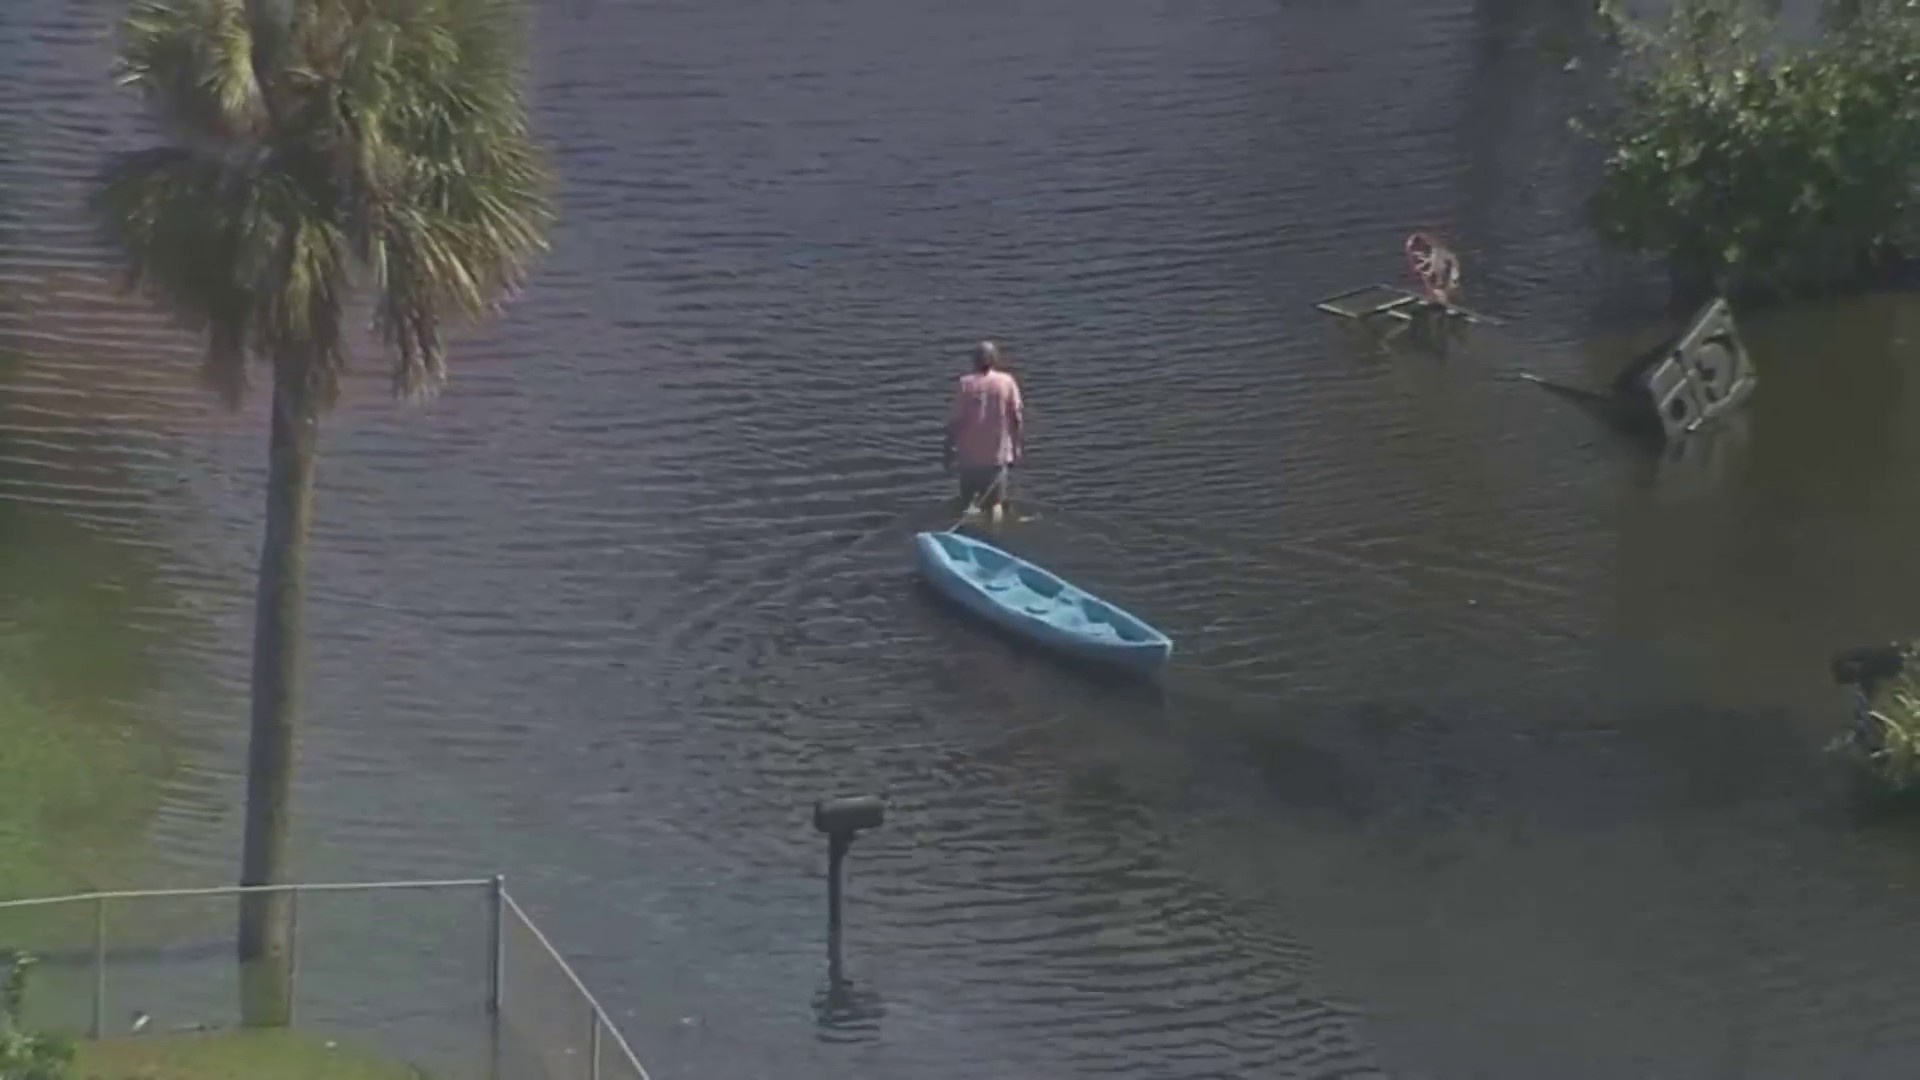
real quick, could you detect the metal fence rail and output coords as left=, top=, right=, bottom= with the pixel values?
left=0, top=877, right=650, bottom=1080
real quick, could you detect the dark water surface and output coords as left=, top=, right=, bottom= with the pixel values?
left=10, top=0, right=1920, bottom=1077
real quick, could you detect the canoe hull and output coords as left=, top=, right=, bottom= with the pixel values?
left=914, top=531, right=1172, bottom=676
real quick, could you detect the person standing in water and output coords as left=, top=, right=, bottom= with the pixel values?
left=943, top=340, right=1025, bottom=528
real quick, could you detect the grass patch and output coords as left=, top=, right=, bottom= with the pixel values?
left=75, top=1032, right=425, bottom=1080
left=0, top=651, right=171, bottom=901
left=0, top=495, right=183, bottom=902
left=0, top=502, right=181, bottom=958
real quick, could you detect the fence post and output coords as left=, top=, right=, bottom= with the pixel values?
left=90, top=896, right=105, bottom=1039
left=286, top=887, right=300, bottom=1026
left=488, top=875, right=505, bottom=1015
left=589, top=1012, right=602, bottom=1080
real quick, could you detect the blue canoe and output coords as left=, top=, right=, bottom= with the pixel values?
left=914, top=530, right=1173, bottom=675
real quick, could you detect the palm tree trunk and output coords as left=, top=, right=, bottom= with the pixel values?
left=237, top=362, right=319, bottom=1028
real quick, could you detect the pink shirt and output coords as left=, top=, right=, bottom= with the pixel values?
left=948, top=369, right=1024, bottom=469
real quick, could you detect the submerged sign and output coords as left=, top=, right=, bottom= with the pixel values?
left=1522, top=296, right=1759, bottom=445
left=1611, top=298, right=1758, bottom=443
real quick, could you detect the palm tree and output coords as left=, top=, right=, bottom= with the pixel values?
left=92, top=0, right=553, bottom=1026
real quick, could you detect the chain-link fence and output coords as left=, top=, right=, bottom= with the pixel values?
left=494, top=892, right=649, bottom=1080
left=0, top=878, right=650, bottom=1080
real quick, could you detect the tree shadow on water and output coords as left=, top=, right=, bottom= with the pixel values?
left=1233, top=724, right=1379, bottom=823
left=1191, top=681, right=1842, bottom=842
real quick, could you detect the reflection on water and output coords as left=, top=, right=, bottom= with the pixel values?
left=812, top=977, right=887, bottom=1039
left=11, top=0, right=1920, bottom=1077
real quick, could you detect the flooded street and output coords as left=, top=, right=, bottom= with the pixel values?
left=10, top=0, right=1920, bottom=1076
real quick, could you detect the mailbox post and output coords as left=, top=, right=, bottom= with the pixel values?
left=813, top=795, right=884, bottom=987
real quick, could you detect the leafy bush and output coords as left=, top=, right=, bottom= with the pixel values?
left=1831, top=640, right=1920, bottom=792
left=0, top=955, right=73, bottom=1080
left=1583, top=0, right=1920, bottom=299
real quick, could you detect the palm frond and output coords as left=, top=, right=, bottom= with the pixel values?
left=243, top=171, right=353, bottom=407
left=353, top=0, right=553, bottom=397
left=91, top=145, right=257, bottom=406
left=116, top=0, right=267, bottom=142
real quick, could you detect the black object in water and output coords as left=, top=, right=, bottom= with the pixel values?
left=1832, top=643, right=1908, bottom=689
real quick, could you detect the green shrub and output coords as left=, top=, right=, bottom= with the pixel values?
left=1832, top=640, right=1920, bottom=793
left=1583, top=0, right=1920, bottom=299
left=0, top=955, right=72, bottom=1080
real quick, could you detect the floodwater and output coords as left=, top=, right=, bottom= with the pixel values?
left=9, top=0, right=1920, bottom=1077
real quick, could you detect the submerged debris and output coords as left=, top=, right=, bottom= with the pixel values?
left=1523, top=297, right=1757, bottom=445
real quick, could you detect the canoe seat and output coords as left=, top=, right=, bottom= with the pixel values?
left=1024, top=601, right=1052, bottom=615
left=981, top=576, right=1013, bottom=592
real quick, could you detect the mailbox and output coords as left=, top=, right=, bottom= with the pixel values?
left=813, top=796, right=885, bottom=836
